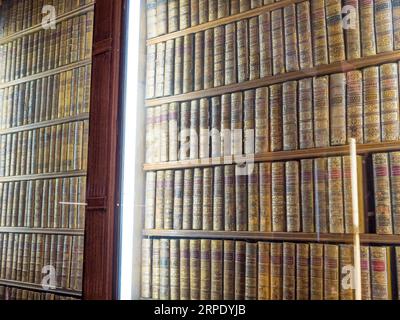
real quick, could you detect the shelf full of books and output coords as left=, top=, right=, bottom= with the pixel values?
left=0, top=0, right=94, bottom=300
left=141, top=0, right=400, bottom=300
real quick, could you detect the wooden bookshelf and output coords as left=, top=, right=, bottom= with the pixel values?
left=0, top=227, right=85, bottom=236
left=147, top=0, right=304, bottom=46
left=143, top=141, right=400, bottom=171
left=0, top=170, right=87, bottom=183
left=142, top=229, right=400, bottom=245
left=145, top=50, right=400, bottom=107
left=0, top=279, right=82, bottom=298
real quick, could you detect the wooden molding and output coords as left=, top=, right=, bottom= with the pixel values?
left=0, top=170, right=87, bottom=183
left=0, top=227, right=84, bottom=236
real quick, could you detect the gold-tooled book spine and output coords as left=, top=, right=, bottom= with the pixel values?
left=225, top=23, right=237, bottom=85
left=164, top=170, right=174, bottom=229
left=329, top=73, right=346, bottom=146
left=191, top=0, right=199, bottom=26
left=244, top=90, right=255, bottom=154
left=231, top=92, right=243, bottom=156
left=235, top=241, right=246, bottom=300
left=259, top=162, right=272, bottom=232
left=325, top=0, right=345, bottom=63
left=214, top=26, right=225, bottom=87
left=286, top=161, right=300, bottom=232
left=259, top=13, right=272, bottom=78
left=180, top=102, right=190, bottom=160
left=236, top=165, right=248, bottom=231
left=155, top=42, right=166, bottom=98
left=164, top=40, right=175, bottom=97
left=375, top=0, right=394, bottom=53
left=324, top=244, right=339, bottom=300
left=199, top=98, right=210, bottom=158
left=343, top=0, right=361, bottom=59
left=314, top=158, right=329, bottom=233
left=204, top=29, right=214, bottom=89
left=144, top=172, right=156, bottom=229
left=169, top=102, right=179, bottom=161
left=347, top=70, right=363, bottom=143
left=249, top=17, right=260, bottom=81
left=373, top=153, right=393, bottom=234
left=284, top=4, right=299, bottom=72
left=396, top=247, right=400, bottom=299
left=190, top=239, right=201, bottom=300
left=328, top=157, right=344, bottom=234
left=224, top=165, right=236, bottom=231
left=255, top=87, right=269, bottom=154
left=190, top=100, right=199, bottom=160
left=203, top=167, right=214, bottom=230
left=174, top=37, right=183, bottom=95
left=339, top=244, right=354, bottom=300
left=146, top=0, right=157, bottom=38
left=297, top=2, right=313, bottom=69
left=211, top=240, right=223, bottom=300
left=270, top=84, right=283, bottom=152
left=313, top=76, right=330, bottom=148
left=361, top=246, right=372, bottom=300
left=209, top=0, right=218, bottom=20
left=180, top=0, right=190, bottom=30
left=390, top=152, right=400, bottom=234
left=393, top=0, right=400, bottom=49
left=183, top=34, right=194, bottom=93
left=152, top=239, right=160, bottom=299
left=271, top=9, right=284, bottom=75
left=283, top=243, right=296, bottom=300
left=155, top=171, right=165, bottom=229
left=193, top=168, right=203, bottom=230
left=370, top=246, right=392, bottom=300
left=211, top=97, right=222, bottom=157
left=157, top=0, right=168, bottom=35
left=237, top=19, right=249, bottom=82
left=173, top=170, right=184, bottom=230
left=245, top=242, right=258, bottom=300
left=160, top=239, right=170, bottom=300
left=380, top=63, right=399, bottom=141
left=301, top=159, right=315, bottom=233
left=194, top=32, right=204, bottom=91
left=223, top=240, right=235, bottom=300
left=213, top=166, right=224, bottom=231
left=272, top=162, right=286, bottom=232
left=357, top=3, right=373, bottom=56
left=199, top=0, right=209, bottom=24
left=363, top=67, right=381, bottom=143
left=258, top=242, right=270, bottom=300
left=180, top=239, right=190, bottom=300
left=310, top=243, right=324, bottom=300
left=248, top=164, right=260, bottom=232
left=311, top=0, right=328, bottom=66
left=200, top=239, right=211, bottom=300
left=299, top=78, right=314, bottom=149
left=283, top=81, right=298, bottom=151
left=160, top=104, right=169, bottom=161
left=168, top=0, right=179, bottom=33
left=296, top=243, right=310, bottom=300
left=170, top=239, right=180, bottom=300
left=183, top=169, right=194, bottom=229
left=271, top=242, right=283, bottom=300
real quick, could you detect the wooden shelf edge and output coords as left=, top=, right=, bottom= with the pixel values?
left=0, top=2, right=95, bottom=45
left=143, top=141, right=400, bottom=171
left=0, top=58, right=92, bottom=90
left=145, top=51, right=400, bottom=107
left=0, top=113, right=90, bottom=135
left=146, top=0, right=303, bottom=46
left=142, top=230, right=400, bottom=245
left=0, top=170, right=87, bottom=182
left=0, top=227, right=85, bottom=236
left=0, top=279, right=82, bottom=298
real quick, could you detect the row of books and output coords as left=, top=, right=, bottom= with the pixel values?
left=147, top=0, right=282, bottom=38
left=146, top=0, right=400, bottom=98
left=0, top=65, right=92, bottom=130
left=145, top=153, right=400, bottom=235
left=0, top=177, right=86, bottom=229
left=0, top=0, right=93, bottom=38
left=141, top=238, right=400, bottom=300
left=0, top=233, right=84, bottom=291
left=146, top=63, right=400, bottom=164
left=0, top=121, right=89, bottom=177
left=0, top=12, right=93, bottom=84
left=0, top=286, right=78, bottom=300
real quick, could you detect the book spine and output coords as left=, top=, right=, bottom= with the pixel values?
left=297, top=2, right=313, bottom=69
left=370, top=246, right=392, bottom=299
left=270, top=242, right=283, bottom=300
left=324, top=244, right=339, bottom=300
left=255, top=87, right=269, bottom=154
left=180, top=239, right=190, bottom=300
left=283, top=242, right=296, bottom=300
left=204, top=29, right=214, bottom=89
left=221, top=94, right=232, bottom=156
left=209, top=0, right=218, bottom=20
left=190, top=239, right=201, bottom=300
left=393, top=0, right=400, bottom=49
left=347, top=70, right=364, bottom=143
left=179, top=102, right=190, bottom=160
left=339, top=244, right=354, bottom=300
left=361, top=246, right=372, bottom=300
left=248, top=164, right=260, bottom=232
left=199, top=0, right=209, bottom=24
left=200, top=239, right=211, bottom=300
left=329, top=73, right=347, bottom=146
left=359, top=0, right=376, bottom=56
left=283, top=81, right=298, bottom=151
left=363, top=67, right=381, bottom=143
left=301, top=159, right=315, bottom=233
left=270, top=84, right=283, bottom=152
left=217, top=0, right=229, bottom=18
left=225, top=23, right=237, bottom=85
left=183, top=169, right=194, bottom=229
left=211, top=97, right=222, bottom=157
left=258, top=242, right=270, bottom=300
left=145, top=45, right=156, bottom=99
left=286, top=161, right=300, bottom=232
left=390, top=152, right=400, bottom=234
left=152, top=239, right=160, bottom=299
left=325, top=0, right=346, bottom=63
left=191, top=0, right=199, bottom=26
left=144, top=172, right=156, bottom=229
left=259, top=13, right=272, bottom=78
left=237, top=19, right=249, bottom=82
left=193, top=168, right=203, bottom=230
left=194, top=32, right=204, bottom=91
left=396, top=247, right=400, bottom=299
left=313, top=76, right=330, bottom=148
left=179, top=0, right=190, bottom=30
left=272, top=162, right=286, bottom=232
left=211, top=240, right=223, bottom=300
left=174, top=37, right=183, bottom=94
left=299, top=78, right=314, bottom=149
left=224, top=165, right=236, bottom=231
left=164, top=40, right=175, bottom=97
left=244, top=90, right=255, bottom=155
left=223, top=240, right=235, bottom=300
left=236, top=165, right=248, bottom=231
left=375, top=0, right=394, bottom=53
left=240, top=0, right=250, bottom=12
left=328, top=157, right=345, bottom=233
left=160, top=104, right=169, bottom=162
left=296, top=243, right=310, bottom=300
left=156, top=0, right=168, bottom=36
left=311, top=0, right=329, bottom=66
left=202, top=167, right=213, bottom=230
left=190, top=100, right=199, bottom=160
left=234, top=241, right=246, bottom=300
left=173, top=170, right=184, bottom=229
left=271, top=9, right=284, bottom=75
left=314, top=158, right=329, bottom=233
left=168, top=0, right=179, bottom=33
left=164, top=170, right=174, bottom=229
left=245, top=242, right=258, bottom=300
left=199, top=98, right=210, bottom=158
left=249, top=17, right=260, bottom=80
left=155, top=171, right=165, bottom=229
left=155, top=42, right=166, bottom=98
left=170, top=239, right=180, bottom=300
left=343, top=0, right=361, bottom=59
left=214, top=26, right=225, bottom=87
left=183, top=34, right=194, bottom=93
left=284, top=4, right=299, bottom=72
left=213, top=166, right=224, bottom=231
left=231, top=92, right=243, bottom=156
left=169, top=102, right=179, bottom=161
left=159, top=239, right=170, bottom=300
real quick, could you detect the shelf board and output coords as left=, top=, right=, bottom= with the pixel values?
left=143, top=141, right=400, bottom=171
left=145, top=51, right=400, bottom=107
left=0, top=279, right=82, bottom=298
left=146, top=0, right=303, bottom=46
left=0, top=2, right=95, bottom=45
left=0, top=113, right=90, bottom=135
left=0, top=58, right=92, bottom=90
left=0, top=170, right=87, bottom=182
left=142, top=229, right=400, bottom=245
left=0, top=227, right=84, bottom=236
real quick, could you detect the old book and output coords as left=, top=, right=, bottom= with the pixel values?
left=152, top=239, right=160, bottom=299
left=202, top=168, right=213, bottom=230
left=144, top=172, right=156, bottom=229
left=213, top=166, right=224, bottom=231
left=363, top=67, right=381, bottom=143
left=259, top=13, right=272, bottom=78
left=155, top=42, right=166, bottom=97
left=375, top=0, right=394, bottom=53
left=236, top=165, right=248, bottom=231
left=248, top=165, right=259, bottom=232
left=183, top=34, right=194, bottom=93
left=204, top=29, right=214, bottom=89
left=152, top=106, right=161, bottom=162
left=209, top=0, right=218, bottom=20
left=190, top=240, right=201, bottom=300
left=380, top=63, right=399, bottom=141
left=235, top=241, right=246, bottom=300
left=231, top=92, right=243, bottom=156
left=164, top=40, right=175, bottom=96
left=257, top=242, right=270, bottom=300
left=164, top=170, right=174, bottom=229
left=314, top=158, right=329, bottom=233
left=155, top=171, right=165, bottom=229
left=313, top=76, right=330, bottom=148
left=194, top=32, right=204, bottom=91
left=259, top=162, right=272, bottom=232
left=170, top=239, right=180, bottom=300
left=340, top=244, right=354, bottom=300
left=245, top=242, right=257, bottom=300
left=159, top=239, right=170, bottom=300
left=223, top=240, right=235, bottom=300
left=199, top=0, right=209, bottom=24
left=174, top=37, right=183, bottom=94
left=271, top=9, right=284, bottom=74
left=180, top=239, right=190, bottom=300
left=359, top=0, right=376, bottom=56
left=347, top=70, right=363, bottom=143
left=200, top=239, right=211, bottom=300
left=370, top=246, right=392, bottom=299
left=396, top=247, right=400, bottom=299
left=286, top=161, right=300, bottom=232
left=192, top=168, right=203, bottom=230
left=270, top=242, right=283, bottom=300
left=168, top=0, right=179, bottom=33
left=240, top=0, right=250, bottom=12
left=179, top=0, right=190, bottom=29
left=299, top=78, right=314, bottom=149
left=360, top=246, right=372, bottom=300
left=173, top=170, right=184, bottom=229
left=237, top=19, right=249, bottom=82
left=272, top=162, right=286, bottom=232
left=156, top=0, right=168, bottom=35
left=225, top=23, right=237, bottom=85
left=217, top=0, right=229, bottom=18
left=214, top=26, right=225, bottom=87
left=324, top=244, right=339, bottom=300
left=343, top=0, right=361, bottom=59
left=211, top=97, right=221, bottom=157
left=373, top=153, right=393, bottom=234
left=183, top=169, right=194, bottom=229
left=283, top=81, right=298, bottom=150
left=199, top=99, right=209, bottom=158
left=224, top=165, right=236, bottom=231
left=295, top=243, right=310, bottom=300
left=179, top=102, right=190, bottom=160
left=325, top=0, right=345, bottom=62
left=270, top=84, right=283, bottom=152
left=328, top=157, right=344, bottom=234
left=190, top=100, right=199, bottom=159
left=255, top=87, right=269, bottom=154
left=244, top=90, right=255, bottom=155
left=390, top=152, right=400, bottom=234
left=284, top=5, right=299, bottom=72
left=283, top=243, right=296, bottom=300
left=211, top=240, right=223, bottom=300
left=249, top=17, right=260, bottom=80
left=191, top=0, right=199, bottom=26
left=169, top=102, right=179, bottom=161
left=221, top=94, right=232, bottom=156
left=297, top=2, right=313, bottom=69
left=329, top=73, right=347, bottom=146
left=301, top=159, right=315, bottom=233
left=160, top=104, right=169, bottom=162
left=311, top=0, right=328, bottom=66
